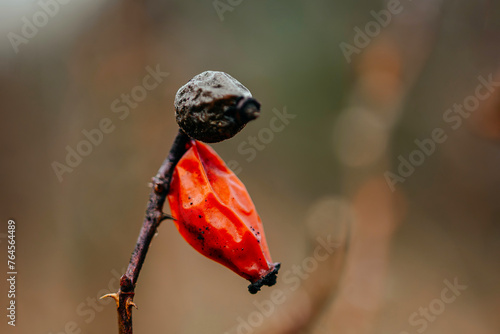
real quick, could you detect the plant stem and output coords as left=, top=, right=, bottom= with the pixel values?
left=103, top=130, right=190, bottom=334
left=102, top=72, right=263, bottom=333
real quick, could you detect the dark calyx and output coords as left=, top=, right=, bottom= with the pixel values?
left=248, top=262, right=281, bottom=294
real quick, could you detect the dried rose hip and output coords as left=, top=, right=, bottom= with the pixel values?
left=174, top=71, right=261, bottom=143
left=167, top=140, right=280, bottom=293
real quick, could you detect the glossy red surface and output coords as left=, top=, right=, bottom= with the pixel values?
left=168, top=140, right=276, bottom=283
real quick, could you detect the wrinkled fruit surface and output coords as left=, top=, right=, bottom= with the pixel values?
left=174, top=71, right=260, bottom=143
left=168, top=140, right=280, bottom=293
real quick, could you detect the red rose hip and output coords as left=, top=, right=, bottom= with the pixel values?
left=167, top=140, right=280, bottom=293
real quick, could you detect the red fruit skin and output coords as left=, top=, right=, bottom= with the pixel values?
left=168, top=140, right=279, bottom=289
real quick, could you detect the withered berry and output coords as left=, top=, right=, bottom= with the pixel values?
left=174, top=71, right=261, bottom=143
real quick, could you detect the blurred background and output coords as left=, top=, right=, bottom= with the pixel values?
left=1, top=0, right=500, bottom=333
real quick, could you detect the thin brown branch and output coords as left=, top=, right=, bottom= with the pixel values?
left=103, top=130, right=190, bottom=334
left=103, top=71, right=262, bottom=334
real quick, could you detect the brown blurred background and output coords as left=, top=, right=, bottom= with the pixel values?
left=1, top=0, right=500, bottom=333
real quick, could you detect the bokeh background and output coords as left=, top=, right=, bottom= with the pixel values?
left=1, top=0, right=500, bottom=333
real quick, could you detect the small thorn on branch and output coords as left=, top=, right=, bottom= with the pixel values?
left=101, top=293, right=120, bottom=307
left=160, top=213, right=174, bottom=222
left=127, top=300, right=138, bottom=310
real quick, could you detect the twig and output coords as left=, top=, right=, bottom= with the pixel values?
left=102, top=130, right=190, bottom=334
left=103, top=71, right=262, bottom=333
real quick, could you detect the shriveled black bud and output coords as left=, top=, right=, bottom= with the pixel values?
left=174, top=71, right=261, bottom=143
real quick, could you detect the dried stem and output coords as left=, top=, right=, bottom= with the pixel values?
left=103, top=130, right=190, bottom=334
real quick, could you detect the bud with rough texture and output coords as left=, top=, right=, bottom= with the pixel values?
left=174, top=71, right=261, bottom=143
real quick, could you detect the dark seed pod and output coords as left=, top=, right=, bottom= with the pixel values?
left=174, top=71, right=261, bottom=143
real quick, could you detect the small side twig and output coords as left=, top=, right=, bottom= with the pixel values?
left=102, top=130, right=190, bottom=334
